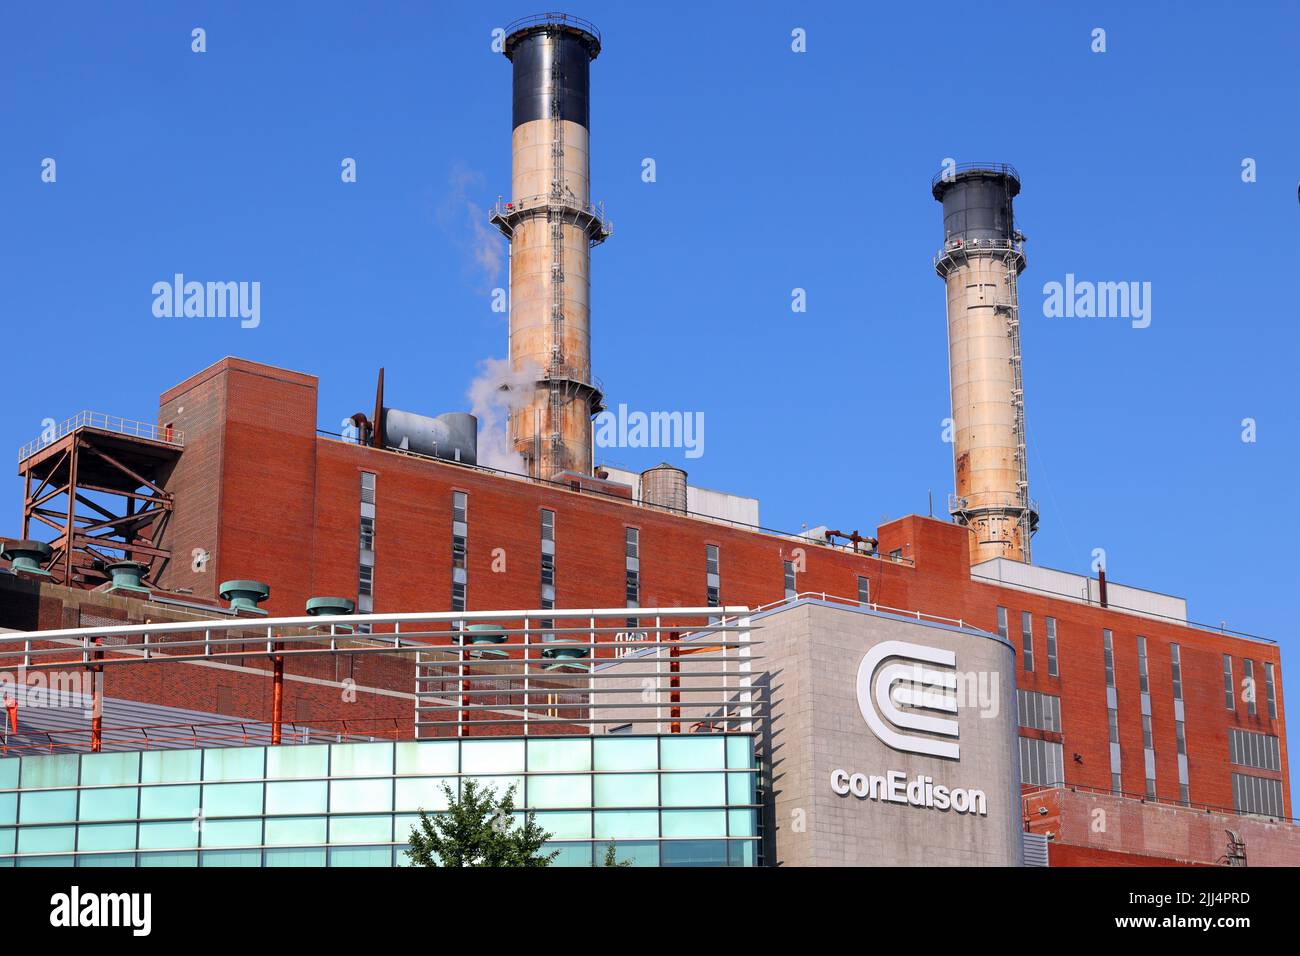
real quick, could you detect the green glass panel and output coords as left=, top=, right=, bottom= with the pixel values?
left=593, top=737, right=658, bottom=772
left=139, top=784, right=200, bottom=820
left=592, top=810, right=658, bottom=840
left=18, top=854, right=74, bottom=866
left=460, top=739, right=525, bottom=774
left=0, top=827, right=13, bottom=854
left=394, top=777, right=456, bottom=813
left=393, top=813, right=422, bottom=851
left=527, top=774, right=590, bottom=809
left=661, top=773, right=725, bottom=807
left=329, top=816, right=393, bottom=845
left=140, top=749, right=201, bottom=784
left=533, top=811, right=592, bottom=840
left=595, top=840, right=658, bottom=867
left=0, top=757, right=19, bottom=789
left=202, top=782, right=264, bottom=817
left=264, top=816, right=327, bottom=846
left=266, top=847, right=326, bottom=866
left=395, top=740, right=458, bottom=775
left=78, top=787, right=138, bottom=822
left=138, top=820, right=199, bottom=850
left=266, top=780, right=327, bottom=815
left=138, top=850, right=198, bottom=866
left=201, top=848, right=262, bottom=867
left=546, top=841, right=592, bottom=867
left=329, top=742, right=393, bottom=777
left=20, top=753, right=79, bottom=789
left=464, top=776, right=522, bottom=803
left=202, top=748, right=265, bottom=782
left=330, top=778, right=392, bottom=813
left=593, top=773, right=657, bottom=808
left=527, top=738, right=591, bottom=772
left=728, top=809, right=757, bottom=837
left=661, top=839, right=728, bottom=866
left=201, top=818, right=262, bottom=848
left=726, top=735, right=754, bottom=769
left=266, top=745, right=328, bottom=779
left=18, top=825, right=76, bottom=853
left=78, top=852, right=136, bottom=867
left=328, top=845, right=392, bottom=867
left=727, top=771, right=756, bottom=805
left=77, top=822, right=138, bottom=852
left=80, top=751, right=140, bottom=786
left=660, top=736, right=723, bottom=771
left=18, top=789, right=78, bottom=824
left=662, top=809, right=727, bottom=838
left=0, top=793, right=16, bottom=826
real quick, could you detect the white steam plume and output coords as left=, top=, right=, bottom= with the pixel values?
left=439, top=165, right=503, bottom=292
left=468, top=357, right=539, bottom=473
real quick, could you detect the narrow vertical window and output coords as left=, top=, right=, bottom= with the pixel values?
left=625, top=528, right=640, bottom=628
left=539, top=509, right=555, bottom=639
left=857, top=576, right=870, bottom=607
left=783, top=560, right=796, bottom=600
left=357, top=472, right=376, bottom=624
left=1103, top=629, right=1120, bottom=793
left=1223, top=655, right=1235, bottom=711
left=1045, top=617, right=1058, bottom=677
left=995, top=607, right=1008, bottom=640
left=451, top=491, right=468, bottom=614
left=1264, top=662, right=1277, bottom=719
left=1170, top=643, right=1183, bottom=701
left=1244, top=659, right=1256, bottom=717
left=1020, top=611, right=1034, bottom=673
left=705, top=544, right=720, bottom=607
left=1136, top=636, right=1149, bottom=694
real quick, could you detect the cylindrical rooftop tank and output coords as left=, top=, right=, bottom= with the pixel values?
left=932, top=165, right=1020, bottom=245
left=381, top=409, right=478, bottom=466
left=641, top=463, right=687, bottom=513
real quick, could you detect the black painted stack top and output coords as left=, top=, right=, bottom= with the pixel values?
left=504, top=15, right=600, bottom=129
left=932, top=165, right=1021, bottom=245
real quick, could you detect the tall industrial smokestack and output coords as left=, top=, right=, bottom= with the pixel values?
left=491, top=14, right=611, bottom=481
left=932, top=164, right=1037, bottom=564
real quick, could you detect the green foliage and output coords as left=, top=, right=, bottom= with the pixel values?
left=407, top=779, right=557, bottom=867
left=601, top=842, right=633, bottom=867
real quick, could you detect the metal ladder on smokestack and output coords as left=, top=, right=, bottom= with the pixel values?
left=1001, top=256, right=1032, bottom=561
left=547, top=55, right=568, bottom=478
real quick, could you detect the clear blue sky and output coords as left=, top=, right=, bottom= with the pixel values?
left=3, top=2, right=1297, bottom=782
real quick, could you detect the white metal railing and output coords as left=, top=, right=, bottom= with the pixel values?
left=0, top=607, right=761, bottom=745
left=749, top=591, right=975, bottom=633
left=18, top=411, right=185, bottom=461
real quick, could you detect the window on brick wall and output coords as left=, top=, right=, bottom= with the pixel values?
left=995, top=607, right=1008, bottom=640
left=1017, top=689, right=1061, bottom=733
left=1229, top=729, right=1281, bottom=772
left=1045, top=617, right=1058, bottom=677
left=706, top=544, right=720, bottom=608
left=1245, top=659, right=1256, bottom=716
left=1265, top=662, right=1277, bottom=719
left=857, top=576, right=870, bottom=607
left=1020, top=612, right=1034, bottom=673
left=1232, top=772, right=1284, bottom=818
left=783, top=560, right=796, bottom=600
left=1137, top=636, right=1149, bottom=694
left=1223, top=655, right=1235, bottom=711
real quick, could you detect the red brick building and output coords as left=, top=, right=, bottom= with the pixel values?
left=3, top=355, right=1291, bottom=863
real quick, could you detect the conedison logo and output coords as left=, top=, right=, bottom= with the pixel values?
left=856, top=640, right=960, bottom=759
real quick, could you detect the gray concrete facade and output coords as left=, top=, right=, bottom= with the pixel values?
left=756, top=599, right=1022, bottom=866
